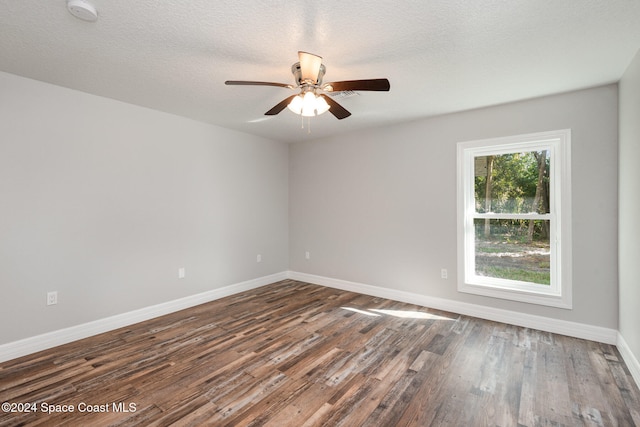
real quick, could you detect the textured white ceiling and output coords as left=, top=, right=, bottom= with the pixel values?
left=1, top=0, right=640, bottom=143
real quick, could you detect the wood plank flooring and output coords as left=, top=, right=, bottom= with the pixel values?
left=1, top=279, right=639, bottom=426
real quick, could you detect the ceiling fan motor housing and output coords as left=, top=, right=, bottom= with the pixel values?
left=291, top=62, right=326, bottom=87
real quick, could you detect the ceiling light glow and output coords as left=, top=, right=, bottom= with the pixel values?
left=288, top=92, right=330, bottom=117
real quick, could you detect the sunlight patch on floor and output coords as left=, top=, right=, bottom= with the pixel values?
left=341, top=307, right=381, bottom=316
left=341, top=307, right=454, bottom=320
left=370, top=309, right=452, bottom=320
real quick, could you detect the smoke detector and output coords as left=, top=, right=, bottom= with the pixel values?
left=67, top=0, right=98, bottom=22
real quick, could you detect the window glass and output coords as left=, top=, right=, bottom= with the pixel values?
left=474, top=152, right=550, bottom=214
left=474, top=218, right=550, bottom=285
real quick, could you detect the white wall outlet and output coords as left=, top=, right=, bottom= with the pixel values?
left=257, top=254, right=262, bottom=263
left=47, top=291, right=58, bottom=306
left=441, top=268, right=448, bottom=279
left=305, top=251, right=310, bottom=260
left=178, top=267, right=186, bottom=279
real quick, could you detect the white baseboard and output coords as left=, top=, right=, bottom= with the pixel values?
left=617, top=332, right=640, bottom=387
left=0, top=271, right=288, bottom=363
left=288, top=271, right=618, bottom=345
left=3, top=270, right=631, bottom=377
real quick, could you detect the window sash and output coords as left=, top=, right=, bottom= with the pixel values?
left=472, top=213, right=552, bottom=220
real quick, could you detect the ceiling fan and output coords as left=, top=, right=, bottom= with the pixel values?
left=225, top=51, right=390, bottom=120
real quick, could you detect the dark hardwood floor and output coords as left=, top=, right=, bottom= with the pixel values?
left=1, top=280, right=639, bottom=426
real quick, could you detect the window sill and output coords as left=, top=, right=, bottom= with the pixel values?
left=458, top=280, right=572, bottom=309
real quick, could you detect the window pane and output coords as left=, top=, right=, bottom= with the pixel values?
left=474, top=151, right=550, bottom=214
left=474, top=218, right=550, bottom=285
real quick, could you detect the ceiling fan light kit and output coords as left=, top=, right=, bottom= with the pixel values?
left=225, top=51, right=390, bottom=121
left=287, top=91, right=330, bottom=117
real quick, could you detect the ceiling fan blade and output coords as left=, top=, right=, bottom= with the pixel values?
left=298, top=51, right=323, bottom=83
left=265, top=95, right=298, bottom=116
left=324, top=79, right=390, bottom=92
left=320, top=94, right=351, bottom=120
left=225, top=80, right=293, bottom=89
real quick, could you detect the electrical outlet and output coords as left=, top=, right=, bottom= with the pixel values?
left=257, top=254, right=262, bottom=263
left=441, top=269, right=448, bottom=279
left=178, top=267, right=186, bottom=279
left=47, top=291, right=58, bottom=306
left=305, top=251, right=310, bottom=260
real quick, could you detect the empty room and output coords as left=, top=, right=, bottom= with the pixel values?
left=1, top=1, right=640, bottom=425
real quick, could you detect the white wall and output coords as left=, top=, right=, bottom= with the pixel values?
left=619, top=50, right=640, bottom=367
left=0, top=72, right=289, bottom=345
left=0, top=69, right=625, bottom=353
left=290, top=84, right=618, bottom=329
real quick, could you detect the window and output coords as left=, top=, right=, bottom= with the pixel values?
left=456, top=130, right=572, bottom=308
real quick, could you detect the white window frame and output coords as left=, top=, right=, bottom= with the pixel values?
left=456, top=129, right=572, bottom=309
